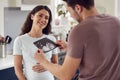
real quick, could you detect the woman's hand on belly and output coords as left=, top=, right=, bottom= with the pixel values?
left=32, top=63, right=46, bottom=73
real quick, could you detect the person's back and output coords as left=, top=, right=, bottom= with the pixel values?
left=32, top=0, right=120, bottom=80
left=69, top=14, right=120, bottom=80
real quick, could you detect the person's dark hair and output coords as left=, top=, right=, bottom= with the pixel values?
left=20, top=5, right=52, bottom=35
left=63, top=0, right=94, bottom=10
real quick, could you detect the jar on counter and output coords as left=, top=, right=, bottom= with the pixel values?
left=0, top=43, right=6, bottom=58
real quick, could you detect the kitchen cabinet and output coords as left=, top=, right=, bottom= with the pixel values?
left=0, top=67, right=18, bottom=80
left=0, top=55, right=18, bottom=80
left=22, top=0, right=51, bottom=5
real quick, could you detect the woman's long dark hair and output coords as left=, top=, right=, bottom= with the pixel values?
left=20, top=5, right=52, bottom=35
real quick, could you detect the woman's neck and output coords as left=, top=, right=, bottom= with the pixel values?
left=28, top=31, right=43, bottom=38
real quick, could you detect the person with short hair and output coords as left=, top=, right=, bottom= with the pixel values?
left=34, top=0, right=120, bottom=80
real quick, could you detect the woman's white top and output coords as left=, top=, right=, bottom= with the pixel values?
left=13, top=34, right=59, bottom=80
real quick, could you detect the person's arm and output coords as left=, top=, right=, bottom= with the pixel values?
left=51, top=54, right=58, bottom=64
left=34, top=49, right=81, bottom=80
left=14, top=55, right=26, bottom=80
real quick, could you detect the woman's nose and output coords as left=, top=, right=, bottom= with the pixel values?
left=41, top=16, right=46, bottom=21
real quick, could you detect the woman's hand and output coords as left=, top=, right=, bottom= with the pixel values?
left=32, top=63, right=46, bottom=73
left=56, top=40, right=67, bottom=51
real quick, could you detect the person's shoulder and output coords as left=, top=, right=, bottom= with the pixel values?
left=70, top=24, right=83, bottom=36
left=72, top=23, right=85, bottom=32
left=100, top=14, right=120, bottom=24
left=14, top=35, right=22, bottom=43
left=15, top=34, right=28, bottom=41
left=97, top=14, right=119, bottom=21
left=108, top=15, right=120, bottom=21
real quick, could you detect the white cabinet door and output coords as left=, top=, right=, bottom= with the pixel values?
left=22, top=0, right=51, bottom=5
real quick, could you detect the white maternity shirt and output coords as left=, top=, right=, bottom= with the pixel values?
left=13, top=34, right=59, bottom=80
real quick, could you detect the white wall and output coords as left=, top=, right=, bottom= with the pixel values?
left=116, top=0, right=120, bottom=18
left=0, top=0, right=21, bottom=36
left=95, top=0, right=115, bottom=15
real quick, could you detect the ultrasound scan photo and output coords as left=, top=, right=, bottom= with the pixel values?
left=33, top=37, right=58, bottom=53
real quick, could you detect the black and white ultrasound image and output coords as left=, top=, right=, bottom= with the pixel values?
left=33, top=37, right=58, bottom=53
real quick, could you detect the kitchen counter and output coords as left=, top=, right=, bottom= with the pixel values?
left=0, top=55, right=14, bottom=70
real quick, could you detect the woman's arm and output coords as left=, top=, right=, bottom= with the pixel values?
left=14, top=55, right=26, bottom=80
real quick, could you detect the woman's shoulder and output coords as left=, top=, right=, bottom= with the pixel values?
left=15, top=34, right=28, bottom=41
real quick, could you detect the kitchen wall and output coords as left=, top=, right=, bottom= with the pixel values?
left=4, top=7, right=29, bottom=54
left=0, top=0, right=21, bottom=35
left=116, top=0, right=120, bottom=18
left=95, top=0, right=115, bottom=15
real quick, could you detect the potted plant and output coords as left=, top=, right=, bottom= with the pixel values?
left=57, top=4, right=68, bottom=17
left=57, top=3, right=68, bottom=25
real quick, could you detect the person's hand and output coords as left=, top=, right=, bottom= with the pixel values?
left=32, top=63, right=46, bottom=73
left=34, top=49, right=47, bottom=65
left=56, top=40, right=67, bottom=51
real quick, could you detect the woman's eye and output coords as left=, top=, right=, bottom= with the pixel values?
left=37, top=14, right=49, bottom=20
left=45, top=16, right=49, bottom=20
left=38, top=14, right=43, bottom=17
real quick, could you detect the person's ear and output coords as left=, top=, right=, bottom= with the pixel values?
left=31, top=14, right=34, bottom=20
left=75, top=4, right=83, bottom=13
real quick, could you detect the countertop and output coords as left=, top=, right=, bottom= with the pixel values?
left=0, top=55, right=14, bottom=70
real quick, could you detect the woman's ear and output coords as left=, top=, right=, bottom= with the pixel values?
left=75, top=4, right=82, bottom=13
left=31, top=14, right=34, bottom=20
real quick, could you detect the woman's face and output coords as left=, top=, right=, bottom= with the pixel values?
left=31, top=9, right=50, bottom=30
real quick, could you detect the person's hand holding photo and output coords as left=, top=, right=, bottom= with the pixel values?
left=56, top=40, right=67, bottom=51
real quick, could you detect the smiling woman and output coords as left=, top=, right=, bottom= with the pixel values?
left=13, top=5, right=59, bottom=80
